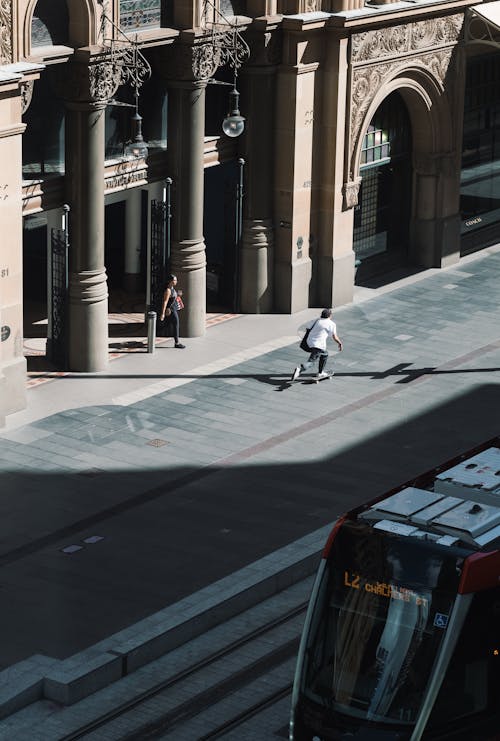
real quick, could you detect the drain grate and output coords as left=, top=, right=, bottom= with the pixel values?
left=147, top=438, right=169, bottom=447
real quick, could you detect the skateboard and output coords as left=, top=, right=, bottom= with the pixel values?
left=308, top=371, right=334, bottom=384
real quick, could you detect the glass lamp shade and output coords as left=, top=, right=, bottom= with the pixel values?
left=124, top=138, right=148, bottom=159
left=124, top=111, right=148, bottom=159
left=222, top=113, right=245, bottom=138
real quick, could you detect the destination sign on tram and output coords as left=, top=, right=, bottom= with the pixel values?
left=344, top=570, right=429, bottom=606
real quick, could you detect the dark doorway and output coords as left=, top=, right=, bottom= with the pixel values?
left=105, top=201, right=126, bottom=289
left=23, top=217, right=48, bottom=340
left=204, top=161, right=239, bottom=311
left=353, top=91, right=412, bottom=284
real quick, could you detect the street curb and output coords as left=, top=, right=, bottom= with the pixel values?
left=0, top=524, right=331, bottom=716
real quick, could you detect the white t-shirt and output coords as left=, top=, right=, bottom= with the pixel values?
left=305, top=317, right=336, bottom=350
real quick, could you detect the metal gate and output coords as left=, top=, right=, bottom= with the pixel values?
left=222, top=158, right=244, bottom=311
left=149, top=179, right=172, bottom=315
left=49, top=224, right=69, bottom=368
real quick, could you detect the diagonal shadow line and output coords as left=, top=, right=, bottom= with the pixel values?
left=26, top=367, right=500, bottom=382
left=25, top=338, right=500, bottom=388
left=6, top=352, right=500, bottom=565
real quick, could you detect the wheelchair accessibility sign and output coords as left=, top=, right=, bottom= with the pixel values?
left=433, top=612, right=449, bottom=629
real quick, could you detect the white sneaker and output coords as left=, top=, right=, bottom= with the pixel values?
left=317, top=371, right=331, bottom=379
left=291, top=366, right=301, bottom=381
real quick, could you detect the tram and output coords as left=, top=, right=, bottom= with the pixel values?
left=290, top=438, right=500, bottom=740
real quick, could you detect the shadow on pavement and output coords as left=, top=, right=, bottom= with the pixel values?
left=0, top=384, right=499, bottom=669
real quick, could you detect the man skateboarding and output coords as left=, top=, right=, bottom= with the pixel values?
left=291, top=308, right=343, bottom=382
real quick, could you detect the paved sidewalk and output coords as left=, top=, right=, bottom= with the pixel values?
left=1, top=246, right=500, bottom=674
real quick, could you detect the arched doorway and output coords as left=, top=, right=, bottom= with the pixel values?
left=353, top=91, right=412, bottom=283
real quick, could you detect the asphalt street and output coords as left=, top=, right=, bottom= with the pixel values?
left=1, top=246, right=500, bottom=671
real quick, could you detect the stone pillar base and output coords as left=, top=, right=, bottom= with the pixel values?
left=317, top=252, right=355, bottom=308
left=171, top=239, right=206, bottom=338
left=275, top=257, right=312, bottom=313
left=239, top=219, right=274, bottom=313
left=410, top=214, right=460, bottom=268
left=0, top=356, right=27, bottom=421
left=68, top=269, right=109, bottom=372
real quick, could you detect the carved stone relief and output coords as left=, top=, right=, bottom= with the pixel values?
left=164, top=43, right=221, bottom=82
left=53, top=57, right=124, bottom=104
left=89, top=59, right=126, bottom=102
left=351, top=15, right=464, bottom=63
left=342, top=177, right=362, bottom=209
left=351, top=48, right=454, bottom=144
left=20, top=81, right=34, bottom=113
left=343, top=15, right=465, bottom=206
left=0, top=0, right=13, bottom=64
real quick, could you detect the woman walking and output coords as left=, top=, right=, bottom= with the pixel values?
left=159, top=274, right=186, bottom=349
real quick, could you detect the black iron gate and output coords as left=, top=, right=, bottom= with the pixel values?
left=149, top=178, right=172, bottom=315
left=49, top=221, right=69, bottom=368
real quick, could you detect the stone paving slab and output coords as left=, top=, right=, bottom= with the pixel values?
left=0, top=247, right=500, bottom=727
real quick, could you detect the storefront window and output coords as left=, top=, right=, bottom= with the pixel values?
left=460, top=53, right=500, bottom=246
left=120, top=0, right=161, bottom=31
left=23, top=72, right=65, bottom=177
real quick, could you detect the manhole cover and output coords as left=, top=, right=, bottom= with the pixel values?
left=147, top=438, right=169, bottom=447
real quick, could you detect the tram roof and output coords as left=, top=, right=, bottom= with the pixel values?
left=357, top=439, right=500, bottom=552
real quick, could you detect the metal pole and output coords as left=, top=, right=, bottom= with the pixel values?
left=234, top=158, right=245, bottom=312
left=146, top=310, right=156, bottom=353
left=165, top=177, right=172, bottom=279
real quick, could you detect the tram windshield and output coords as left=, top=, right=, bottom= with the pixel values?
left=302, top=520, right=464, bottom=727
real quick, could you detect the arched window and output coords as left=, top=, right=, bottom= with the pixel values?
left=31, top=0, right=69, bottom=48
left=354, top=92, right=412, bottom=276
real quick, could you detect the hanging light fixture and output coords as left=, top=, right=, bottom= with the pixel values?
left=100, top=12, right=151, bottom=159
left=124, top=91, right=148, bottom=159
left=202, top=2, right=249, bottom=138
left=222, top=78, right=245, bottom=138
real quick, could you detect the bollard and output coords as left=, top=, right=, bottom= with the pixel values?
left=147, top=311, right=157, bottom=353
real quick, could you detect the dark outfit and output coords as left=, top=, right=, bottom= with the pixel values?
left=163, top=287, right=180, bottom=343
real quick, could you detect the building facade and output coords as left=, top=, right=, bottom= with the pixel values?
left=0, top=0, right=499, bottom=424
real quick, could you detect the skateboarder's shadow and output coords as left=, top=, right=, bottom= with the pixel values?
left=254, top=373, right=323, bottom=392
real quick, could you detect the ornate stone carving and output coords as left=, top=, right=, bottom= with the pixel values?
left=53, top=57, right=123, bottom=104
left=164, top=43, right=221, bottom=82
left=352, top=15, right=464, bottom=63
left=20, top=80, right=34, bottom=113
left=342, top=177, right=362, bottom=210
left=0, top=0, right=12, bottom=64
left=350, top=48, right=454, bottom=146
left=89, top=59, right=126, bottom=102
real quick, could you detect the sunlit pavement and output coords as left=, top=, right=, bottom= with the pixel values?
left=1, top=245, right=500, bottom=672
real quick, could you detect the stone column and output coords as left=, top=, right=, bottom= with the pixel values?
left=239, top=30, right=279, bottom=314
left=0, top=68, right=39, bottom=424
left=316, top=35, right=355, bottom=308
left=165, top=44, right=216, bottom=337
left=411, top=151, right=461, bottom=268
left=63, top=54, right=121, bottom=371
left=274, top=24, right=322, bottom=313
